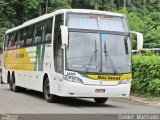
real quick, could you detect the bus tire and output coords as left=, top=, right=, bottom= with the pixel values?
left=94, top=98, right=108, bottom=104
left=43, top=77, right=59, bottom=103
left=11, top=74, right=20, bottom=92
left=8, top=73, right=13, bottom=91
left=1, top=76, right=3, bottom=84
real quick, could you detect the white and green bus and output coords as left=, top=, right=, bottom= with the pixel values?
left=2, top=9, right=132, bottom=103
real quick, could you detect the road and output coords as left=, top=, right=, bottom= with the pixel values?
left=0, top=83, right=159, bottom=114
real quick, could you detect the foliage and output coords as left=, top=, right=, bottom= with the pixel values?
left=117, top=10, right=145, bottom=49
left=143, top=12, right=160, bottom=48
left=0, top=0, right=160, bottom=50
left=132, top=54, right=160, bottom=97
left=0, top=0, right=159, bottom=97
left=0, top=0, right=71, bottom=50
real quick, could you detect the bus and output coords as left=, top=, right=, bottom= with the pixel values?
left=2, top=9, right=132, bottom=103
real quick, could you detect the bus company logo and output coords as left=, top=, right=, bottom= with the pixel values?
left=16, top=53, right=24, bottom=58
left=5, top=53, right=24, bottom=58
left=97, top=75, right=121, bottom=80
left=97, top=76, right=106, bottom=80
left=67, top=72, right=76, bottom=76
left=4, top=53, right=12, bottom=58
left=90, top=15, right=114, bottom=19
left=4, top=53, right=8, bottom=58
left=108, top=76, right=121, bottom=80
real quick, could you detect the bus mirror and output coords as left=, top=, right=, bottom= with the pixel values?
left=60, top=25, right=68, bottom=46
left=131, top=31, right=144, bottom=50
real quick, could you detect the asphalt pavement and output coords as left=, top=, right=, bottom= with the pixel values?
left=0, top=83, right=159, bottom=114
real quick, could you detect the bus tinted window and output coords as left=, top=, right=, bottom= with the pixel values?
left=4, top=35, right=9, bottom=50
left=19, top=29, right=25, bottom=47
left=67, top=13, right=129, bottom=32
left=44, top=18, right=53, bottom=42
left=54, top=14, right=64, bottom=74
left=54, top=14, right=64, bottom=36
left=34, top=23, right=44, bottom=44
left=8, top=33, right=14, bottom=49
left=25, top=27, right=34, bottom=46
left=14, top=31, right=19, bottom=47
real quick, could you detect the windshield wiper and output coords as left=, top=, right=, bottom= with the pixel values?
left=85, top=40, right=97, bottom=73
left=104, top=42, right=118, bottom=74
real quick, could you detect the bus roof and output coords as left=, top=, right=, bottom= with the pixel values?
left=5, top=9, right=126, bottom=34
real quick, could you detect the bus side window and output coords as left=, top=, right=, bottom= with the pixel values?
left=15, top=32, right=20, bottom=49
left=26, top=26, right=34, bottom=46
left=34, top=22, right=44, bottom=44
left=54, top=14, right=64, bottom=74
left=10, top=32, right=15, bottom=49
left=44, top=18, right=53, bottom=43
left=19, top=29, right=25, bottom=47
left=23, top=28, right=29, bottom=47
left=8, top=33, right=13, bottom=50
left=54, top=14, right=64, bottom=37
left=12, top=32, right=19, bottom=49
left=4, top=34, right=9, bottom=50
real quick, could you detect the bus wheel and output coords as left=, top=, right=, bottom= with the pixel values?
left=11, top=74, right=20, bottom=92
left=94, top=98, right=108, bottom=104
left=1, top=76, right=3, bottom=84
left=43, top=77, right=59, bottom=103
left=9, top=75, right=13, bottom=91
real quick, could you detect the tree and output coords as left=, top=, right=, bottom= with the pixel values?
left=0, top=0, right=159, bottom=51
left=90, top=0, right=102, bottom=10
left=143, top=12, right=160, bottom=48
left=102, top=0, right=116, bottom=11
left=71, top=0, right=91, bottom=9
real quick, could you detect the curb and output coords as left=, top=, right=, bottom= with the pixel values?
left=122, top=95, right=160, bottom=108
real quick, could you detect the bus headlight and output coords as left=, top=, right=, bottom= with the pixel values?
left=64, top=75, right=83, bottom=83
left=118, top=79, right=132, bottom=84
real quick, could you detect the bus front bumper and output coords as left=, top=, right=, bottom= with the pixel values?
left=58, top=81, right=131, bottom=98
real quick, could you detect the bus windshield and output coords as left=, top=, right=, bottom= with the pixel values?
left=67, top=13, right=129, bottom=32
left=66, top=32, right=131, bottom=74
left=66, top=13, right=131, bottom=74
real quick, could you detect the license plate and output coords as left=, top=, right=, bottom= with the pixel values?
left=95, top=89, right=105, bottom=93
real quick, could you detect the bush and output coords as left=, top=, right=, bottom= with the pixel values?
left=132, top=54, right=160, bottom=97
